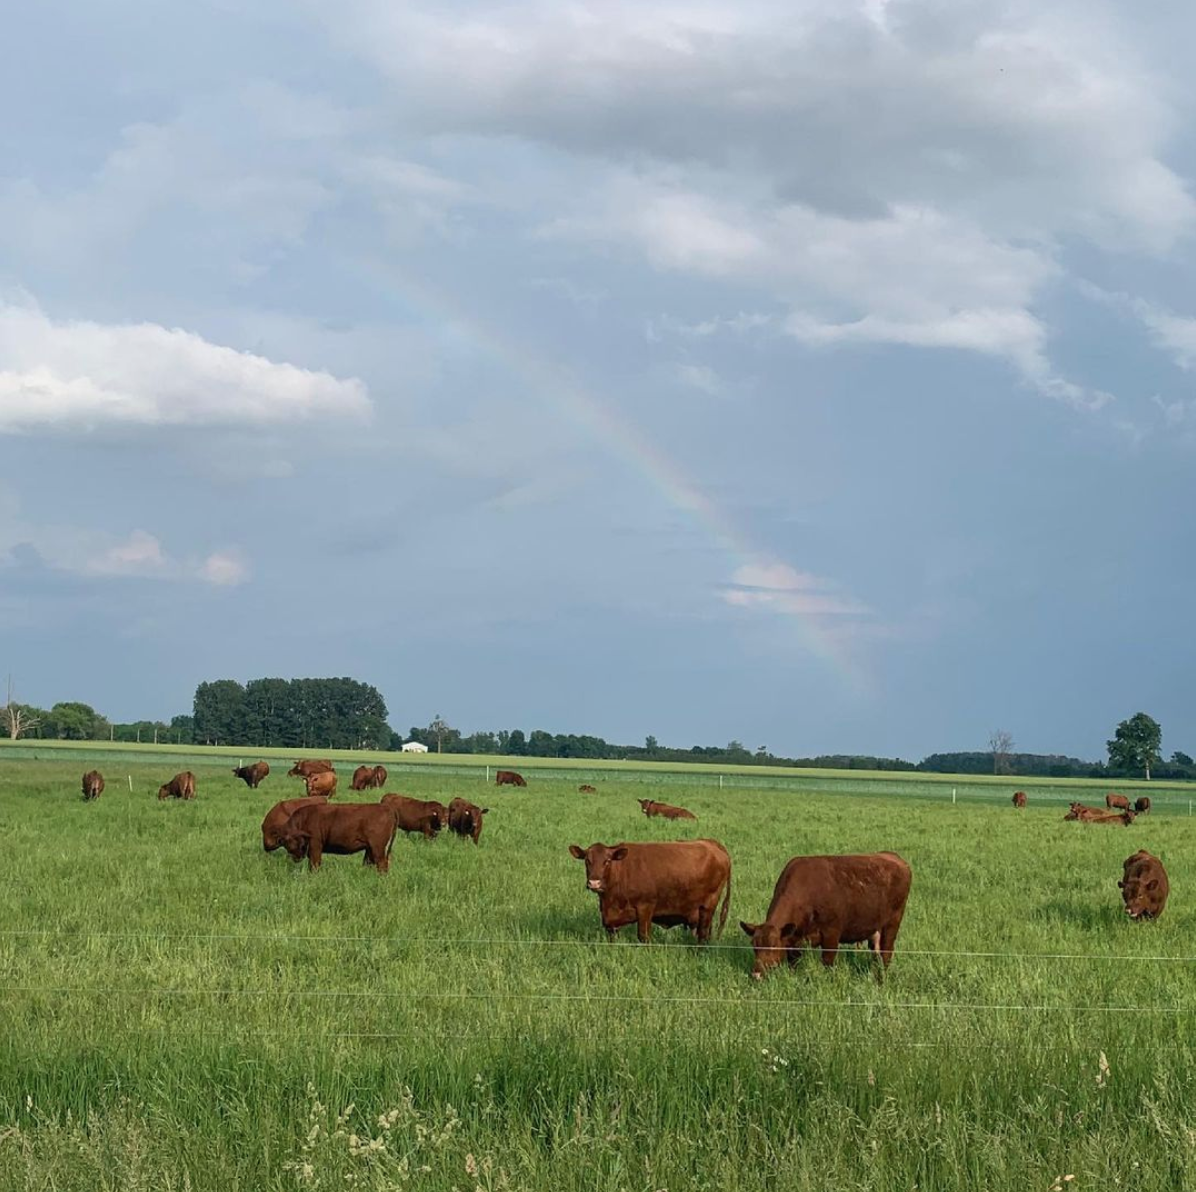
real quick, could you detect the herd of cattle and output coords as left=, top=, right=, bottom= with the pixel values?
left=73, top=764, right=1171, bottom=975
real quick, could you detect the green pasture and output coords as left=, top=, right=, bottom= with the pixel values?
left=1, top=754, right=1195, bottom=1190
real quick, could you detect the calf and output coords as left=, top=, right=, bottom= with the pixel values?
left=740, top=852, right=912, bottom=979
left=1134, top=796, right=1151, bottom=815
left=261, top=795, right=331, bottom=851
left=567, top=839, right=731, bottom=943
left=81, top=770, right=104, bottom=801
left=157, top=771, right=196, bottom=801
left=305, top=770, right=338, bottom=799
left=1011, top=791, right=1027, bottom=809
left=277, top=802, right=398, bottom=873
left=287, top=759, right=334, bottom=779
left=495, top=770, right=526, bottom=787
left=579, top=784, right=597, bottom=794
left=638, top=798, right=697, bottom=821
left=380, top=793, right=448, bottom=839
left=232, top=761, right=270, bottom=789
left=447, top=797, right=488, bottom=844
left=1118, top=850, right=1169, bottom=920
left=1106, top=793, right=1130, bottom=811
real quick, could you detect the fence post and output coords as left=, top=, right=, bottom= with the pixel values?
left=127, top=775, right=133, bottom=792
left=486, top=765, right=490, bottom=784
left=952, top=787, right=956, bottom=804
left=719, top=774, right=723, bottom=790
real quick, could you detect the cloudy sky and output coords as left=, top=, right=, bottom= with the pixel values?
left=3, top=0, right=1196, bottom=760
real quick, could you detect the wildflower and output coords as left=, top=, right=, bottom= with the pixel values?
left=465, top=1154, right=479, bottom=1178
left=1097, top=1052, right=1110, bottom=1088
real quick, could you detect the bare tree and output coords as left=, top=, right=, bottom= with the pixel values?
left=989, top=729, right=1014, bottom=776
left=428, top=713, right=450, bottom=754
left=2, top=675, right=41, bottom=741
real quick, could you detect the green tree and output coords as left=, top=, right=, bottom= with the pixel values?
left=1172, top=751, right=1193, bottom=767
left=47, top=701, right=103, bottom=740
left=193, top=680, right=246, bottom=745
left=1107, top=712, right=1163, bottom=780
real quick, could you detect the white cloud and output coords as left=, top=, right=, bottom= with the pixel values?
left=673, top=362, right=724, bottom=396
left=722, top=561, right=871, bottom=618
left=0, top=297, right=370, bottom=435
left=198, top=550, right=250, bottom=587
left=86, top=530, right=169, bottom=578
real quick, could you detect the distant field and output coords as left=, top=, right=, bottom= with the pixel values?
left=1, top=753, right=1194, bottom=1190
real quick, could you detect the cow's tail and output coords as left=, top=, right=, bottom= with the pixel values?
left=717, top=865, right=732, bottom=938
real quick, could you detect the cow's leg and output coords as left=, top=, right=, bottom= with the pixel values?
left=696, top=904, right=714, bottom=944
left=375, top=848, right=389, bottom=875
left=636, top=906, right=654, bottom=944
left=307, top=841, right=323, bottom=872
left=820, top=931, right=841, bottom=967
left=878, top=919, right=902, bottom=969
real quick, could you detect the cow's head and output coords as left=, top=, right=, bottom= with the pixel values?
left=568, top=843, right=628, bottom=893
left=1119, top=873, right=1164, bottom=920
left=157, top=785, right=170, bottom=800
left=277, top=822, right=311, bottom=862
left=739, top=919, right=806, bottom=981
left=637, top=799, right=653, bottom=814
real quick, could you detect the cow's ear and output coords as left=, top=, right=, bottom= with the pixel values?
left=568, top=845, right=585, bottom=860
left=1146, top=879, right=1159, bottom=891
left=1117, top=879, right=1124, bottom=888
left=611, top=847, right=628, bottom=862
left=481, top=808, right=490, bottom=814
left=779, top=923, right=799, bottom=942
left=739, top=921, right=757, bottom=937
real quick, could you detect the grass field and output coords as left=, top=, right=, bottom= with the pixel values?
left=2, top=751, right=1195, bottom=1190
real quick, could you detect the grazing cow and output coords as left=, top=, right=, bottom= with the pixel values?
left=261, top=795, right=331, bottom=851
left=287, top=759, right=334, bottom=779
left=447, top=797, right=488, bottom=844
left=81, top=770, right=104, bottom=801
left=740, top=853, right=912, bottom=979
left=567, top=839, right=731, bottom=943
left=1135, top=796, right=1151, bottom=815
left=495, top=770, right=526, bottom=787
left=1012, top=791, right=1027, bottom=809
left=380, top=793, right=448, bottom=839
left=1106, top=793, right=1131, bottom=811
left=232, top=761, right=270, bottom=789
left=1119, top=850, right=1169, bottom=920
left=157, top=771, right=196, bottom=801
left=579, top=784, right=597, bottom=794
left=304, top=770, right=338, bottom=799
left=638, top=798, right=697, bottom=822
left=351, top=765, right=375, bottom=791
left=277, top=802, right=398, bottom=873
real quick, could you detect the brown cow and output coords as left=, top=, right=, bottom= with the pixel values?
left=261, top=795, right=331, bottom=851
left=351, top=765, right=375, bottom=791
left=232, top=761, right=270, bottom=789
left=1135, top=796, right=1151, bottom=815
left=1012, top=791, right=1027, bottom=809
left=277, top=802, right=398, bottom=873
left=1106, top=793, right=1130, bottom=811
left=81, top=770, right=104, bottom=801
left=579, top=784, right=597, bottom=794
left=157, top=771, right=196, bottom=801
left=638, top=798, right=697, bottom=821
left=447, top=797, right=488, bottom=844
left=380, top=793, right=448, bottom=839
left=287, top=759, right=334, bottom=779
left=305, top=770, right=338, bottom=799
left=1119, top=850, right=1169, bottom=920
left=1069, top=805, right=1135, bottom=825
left=495, top=770, right=526, bottom=787
left=567, top=839, right=731, bottom=943
left=740, top=853, right=912, bottom=979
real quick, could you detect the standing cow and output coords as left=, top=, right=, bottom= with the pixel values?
left=1106, top=793, right=1130, bottom=811
left=380, top=794, right=448, bottom=839
left=351, top=765, right=375, bottom=791
left=81, top=771, right=104, bottom=801
left=1011, top=791, right=1027, bottom=809
left=1134, top=796, right=1151, bottom=815
left=447, top=797, right=488, bottom=844
left=567, top=839, right=731, bottom=943
left=305, top=770, right=338, bottom=799
left=288, top=759, right=334, bottom=779
left=740, top=852, right=912, bottom=978
left=232, top=761, right=270, bottom=789
left=638, top=798, right=697, bottom=821
left=158, top=771, right=196, bottom=801
left=495, top=770, right=526, bottom=787
left=277, top=802, right=398, bottom=873
left=261, top=795, right=331, bottom=851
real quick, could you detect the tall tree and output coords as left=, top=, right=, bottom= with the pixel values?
left=1107, top=712, right=1162, bottom=780
left=47, top=701, right=104, bottom=740
left=193, top=680, right=247, bottom=745
left=988, top=729, right=1014, bottom=775
left=1, top=676, right=42, bottom=740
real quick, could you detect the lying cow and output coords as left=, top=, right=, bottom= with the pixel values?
left=1135, top=796, right=1151, bottom=815
left=305, top=770, right=338, bottom=799
left=638, top=798, right=697, bottom=821
left=1011, top=791, right=1027, bottom=809
left=381, top=793, right=448, bottom=839
left=1069, top=805, right=1135, bottom=825
left=447, top=797, right=488, bottom=844
left=495, top=770, right=526, bottom=787
left=157, top=771, right=196, bottom=801
left=351, top=764, right=387, bottom=791
left=287, top=759, right=334, bottom=779
left=81, top=770, right=104, bottom=801
left=232, top=761, right=270, bottom=789
left=261, top=795, right=331, bottom=851
left=579, top=784, right=597, bottom=794
left=1106, top=793, right=1130, bottom=811
left=277, top=801, right=398, bottom=872
left=1119, top=850, right=1169, bottom=920
left=740, top=852, right=912, bottom=979
left=567, top=839, right=731, bottom=943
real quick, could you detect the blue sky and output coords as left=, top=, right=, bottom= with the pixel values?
left=3, top=0, right=1195, bottom=760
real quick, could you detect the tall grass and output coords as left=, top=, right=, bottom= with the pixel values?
left=0, top=756, right=1194, bottom=1189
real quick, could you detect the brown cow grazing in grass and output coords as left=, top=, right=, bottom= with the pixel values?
left=579, top=784, right=597, bottom=794
left=740, top=852, right=912, bottom=979
left=277, top=802, right=398, bottom=873
left=1012, top=791, right=1027, bottom=808
left=638, top=798, right=697, bottom=821
left=567, top=839, right=731, bottom=943
left=447, top=797, right=488, bottom=844
left=81, top=771, right=104, bottom=801
left=1135, top=796, right=1151, bottom=815
left=351, top=765, right=375, bottom=791
left=1106, top=793, right=1130, bottom=811
left=261, top=795, right=331, bottom=851
left=304, top=770, right=338, bottom=799
left=288, top=759, right=333, bottom=779
left=381, top=794, right=448, bottom=839
left=232, top=761, right=270, bottom=789
left=1119, top=850, right=1169, bottom=920
left=158, top=771, right=196, bottom=801
left=495, top=770, right=526, bottom=787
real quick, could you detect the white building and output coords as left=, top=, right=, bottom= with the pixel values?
left=401, top=741, right=429, bottom=753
